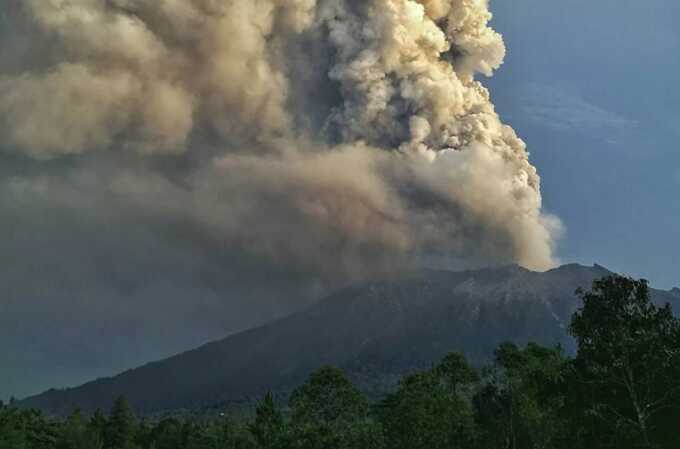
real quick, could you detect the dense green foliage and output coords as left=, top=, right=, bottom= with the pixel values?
left=3, top=275, right=679, bottom=449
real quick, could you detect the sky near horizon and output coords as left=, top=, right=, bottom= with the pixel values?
left=0, top=0, right=678, bottom=401
left=489, top=0, right=680, bottom=289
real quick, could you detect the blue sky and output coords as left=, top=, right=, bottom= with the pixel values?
left=488, top=0, right=680, bottom=288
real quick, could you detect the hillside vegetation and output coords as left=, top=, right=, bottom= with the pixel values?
left=5, top=275, right=680, bottom=449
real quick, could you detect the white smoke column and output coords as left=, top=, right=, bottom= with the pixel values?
left=0, top=0, right=561, bottom=280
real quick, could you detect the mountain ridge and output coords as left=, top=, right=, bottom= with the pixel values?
left=20, top=263, right=679, bottom=415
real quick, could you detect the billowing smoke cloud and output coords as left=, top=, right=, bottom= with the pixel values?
left=0, top=0, right=561, bottom=285
left=0, top=0, right=563, bottom=399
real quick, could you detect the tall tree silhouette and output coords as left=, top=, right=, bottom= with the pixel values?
left=106, top=396, right=136, bottom=449
left=571, top=276, right=680, bottom=448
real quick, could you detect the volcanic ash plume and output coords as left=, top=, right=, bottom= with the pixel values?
left=0, top=0, right=562, bottom=282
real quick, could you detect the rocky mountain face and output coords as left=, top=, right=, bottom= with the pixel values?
left=21, top=264, right=679, bottom=415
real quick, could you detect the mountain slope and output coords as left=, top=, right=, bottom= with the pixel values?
left=21, top=264, right=679, bottom=415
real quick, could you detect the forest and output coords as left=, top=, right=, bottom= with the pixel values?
left=2, top=275, right=679, bottom=449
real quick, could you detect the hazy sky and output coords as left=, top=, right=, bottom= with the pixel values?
left=0, top=0, right=678, bottom=401
left=489, top=0, right=680, bottom=289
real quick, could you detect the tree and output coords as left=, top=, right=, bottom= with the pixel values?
left=0, top=405, right=29, bottom=449
left=182, top=420, right=219, bottom=449
left=290, top=367, right=369, bottom=429
left=134, top=418, right=153, bottom=449
left=570, top=275, right=680, bottom=449
left=474, top=380, right=514, bottom=449
left=106, top=396, right=136, bottom=449
left=217, top=414, right=238, bottom=449
left=89, top=408, right=108, bottom=440
left=151, top=418, right=184, bottom=449
left=474, top=343, right=569, bottom=449
left=57, top=409, right=103, bottom=449
left=0, top=406, right=58, bottom=449
left=437, top=352, right=480, bottom=394
left=249, top=392, right=284, bottom=448
left=288, top=366, right=382, bottom=449
left=380, top=353, right=478, bottom=449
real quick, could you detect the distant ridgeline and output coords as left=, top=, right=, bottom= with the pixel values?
left=18, top=264, right=680, bottom=418
left=5, top=274, right=680, bottom=449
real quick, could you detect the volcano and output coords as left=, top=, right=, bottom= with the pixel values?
left=20, top=264, right=679, bottom=415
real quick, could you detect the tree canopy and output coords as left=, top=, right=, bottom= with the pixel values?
left=4, top=274, right=679, bottom=449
